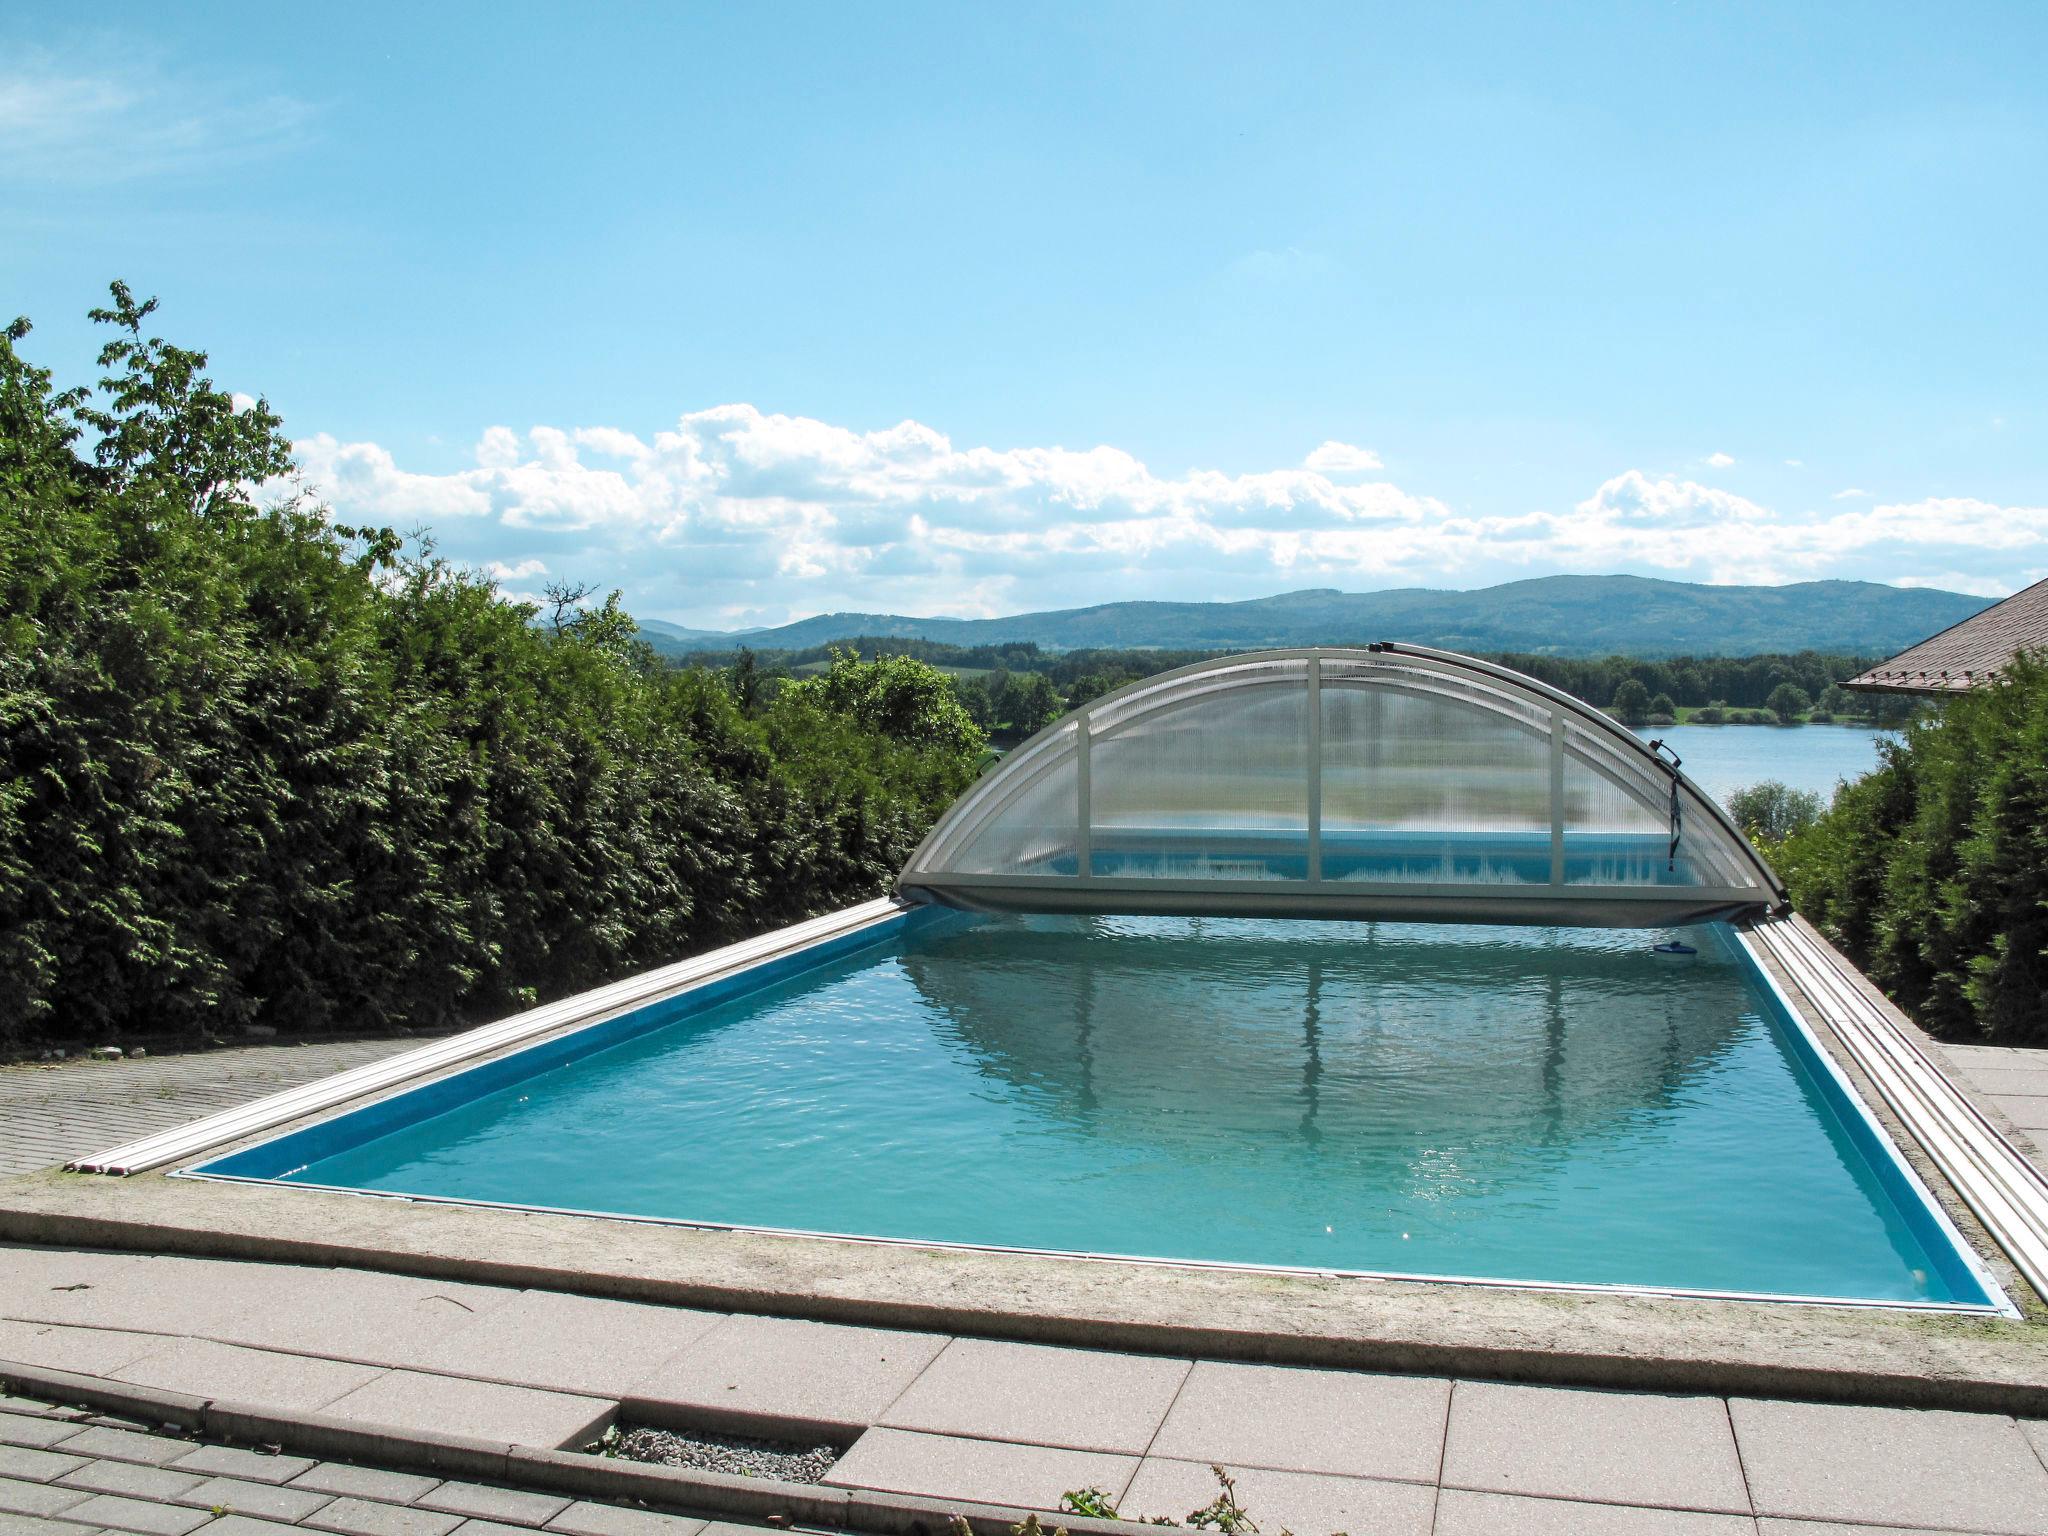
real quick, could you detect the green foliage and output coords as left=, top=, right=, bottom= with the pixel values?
left=0, top=289, right=984, bottom=1046
left=1608, top=677, right=1652, bottom=726
left=1777, top=657, right=2048, bottom=1042
left=1060, top=1488, right=1122, bottom=1519
left=1766, top=682, right=1813, bottom=722
left=1727, top=781, right=1823, bottom=842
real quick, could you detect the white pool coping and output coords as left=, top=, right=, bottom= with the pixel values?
left=67, top=897, right=913, bottom=1176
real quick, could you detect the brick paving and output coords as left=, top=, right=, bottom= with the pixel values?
left=0, top=1391, right=748, bottom=1536
left=5, top=1245, right=2048, bottom=1534
left=0, top=1041, right=443, bottom=1180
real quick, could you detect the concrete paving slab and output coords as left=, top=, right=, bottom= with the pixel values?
left=303, top=1496, right=465, bottom=1536
left=51, top=1465, right=202, bottom=1504
left=1730, top=1399, right=2048, bottom=1535
left=1957, top=1068, right=2048, bottom=1097
left=112, top=1339, right=382, bottom=1414
left=410, top=1292, right=722, bottom=1399
left=156, top=1268, right=520, bottom=1369
left=47, top=1435, right=192, bottom=1472
left=1754, top=1523, right=1965, bottom=1536
left=0, top=1322, right=162, bottom=1379
left=1433, top=1489, right=1755, bottom=1534
left=544, top=1501, right=707, bottom=1536
left=824, top=1427, right=1137, bottom=1510
left=413, top=1483, right=571, bottom=1525
left=449, top=1521, right=560, bottom=1536
left=0, top=1417, right=89, bottom=1452
left=285, top=1464, right=441, bottom=1504
left=1443, top=1382, right=1748, bottom=1514
left=163, top=1449, right=316, bottom=1486
left=0, top=1478, right=90, bottom=1518
left=1147, top=1360, right=1450, bottom=1482
left=322, top=1374, right=611, bottom=1453
left=49, top=1493, right=211, bottom=1535
left=632, top=1316, right=946, bottom=1433
left=0, top=1450, right=88, bottom=1486
left=0, top=1513, right=103, bottom=1536
left=169, top=1476, right=333, bottom=1522
left=878, top=1338, right=1189, bottom=1455
left=1999, top=1096, right=2048, bottom=1132
left=1119, top=1457, right=1436, bottom=1536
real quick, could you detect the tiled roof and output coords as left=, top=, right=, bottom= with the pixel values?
left=1846, top=577, right=2048, bottom=693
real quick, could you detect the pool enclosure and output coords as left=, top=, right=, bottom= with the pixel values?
left=902, top=644, right=1788, bottom=928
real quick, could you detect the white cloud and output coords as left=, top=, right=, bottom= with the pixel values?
left=1304, top=441, right=1384, bottom=475
left=285, top=405, right=2048, bottom=626
left=1784, top=459, right=1804, bottom=468
left=1833, top=487, right=1871, bottom=499
left=1705, top=451, right=1736, bottom=468
left=0, top=52, right=313, bottom=183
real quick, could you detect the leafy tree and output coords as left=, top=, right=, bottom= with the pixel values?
left=1608, top=678, right=1652, bottom=726
left=1765, top=683, right=1812, bottom=723
left=0, top=288, right=986, bottom=1048
left=1777, top=655, right=2048, bottom=1043
left=1727, top=781, right=1823, bottom=843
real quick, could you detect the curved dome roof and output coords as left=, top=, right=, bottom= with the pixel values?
left=899, top=644, right=1787, bottom=928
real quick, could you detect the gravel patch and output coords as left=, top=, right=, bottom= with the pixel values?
left=591, top=1424, right=839, bottom=1484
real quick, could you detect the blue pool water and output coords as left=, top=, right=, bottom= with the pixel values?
left=195, top=911, right=1995, bottom=1307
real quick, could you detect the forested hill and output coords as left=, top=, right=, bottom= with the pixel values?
left=640, top=576, right=1988, bottom=660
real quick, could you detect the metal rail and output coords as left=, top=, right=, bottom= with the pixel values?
left=1743, top=917, right=2048, bottom=1303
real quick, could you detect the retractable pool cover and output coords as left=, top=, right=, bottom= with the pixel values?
left=899, top=644, right=1789, bottom=928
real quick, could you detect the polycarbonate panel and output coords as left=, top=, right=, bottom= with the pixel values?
left=1320, top=679, right=1551, bottom=884
left=1090, top=671, right=1309, bottom=880
left=940, top=722, right=1080, bottom=876
left=898, top=646, right=1783, bottom=925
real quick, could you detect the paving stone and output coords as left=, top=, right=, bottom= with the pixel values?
left=52, top=1464, right=202, bottom=1502
left=632, top=1316, right=947, bottom=1432
left=170, top=1476, right=333, bottom=1521
left=824, top=1427, right=1136, bottom=1510
left=163, top=1448, right=316, bottom=1485
left=195, top=1519, right=309, bottom=1536
left=1754, top=1523, right=1961, bottom=1536
left=545, top=1501, right=706, bottom=1536
left=1731, top=1399, right=2048, bottom=1534
left=0, top=1418, right=84, bottom=1452
left=0, top=1479, right=89, bottom=1518
left=1120, top=1457, right=1436, bottom=1536
left=415, top=1483, right=571, bottom=1525
left=303, top=1497, right=465, bottom=1536
left=878, top=1338, right=1189, bottom=1456
left=450, top=1522, right=563, bottom=1536
left=0, top=1512, right=106, bottom=1536
left=287, top=1464, right=441, bottom=1503
left=45, top=1494, right=211, bottom=1535
left=1148, top=1360, right=1451, bottom=1482
left=1435, top=1488, right=1757, bottom=1535
left=2000, top=1096, right=2048, bottom=1131
left=113, top=1338, right=383, bottom=1414
left=44, top=1433, right=193, bottom=1471
left=0, top=1323, right=161, bottom=1381
left=1443, top=1382, right=1748, bottom=1514
left=322, top=1372, right=611, bottom=1452
left=0, top=1398, right=66, bottom=1418
left=0, top=1450, right=87, bottom=1486
left=410, top=1292, right=721, bottom=1399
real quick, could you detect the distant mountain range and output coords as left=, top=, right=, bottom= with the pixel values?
left=634, top=576, right=1992, bottom=660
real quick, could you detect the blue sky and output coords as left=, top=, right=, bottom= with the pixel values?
left=5, top=2, right=2044, bottom=627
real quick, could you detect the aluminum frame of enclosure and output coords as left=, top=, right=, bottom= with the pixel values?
left=900, top=643, right=1789, bottom=928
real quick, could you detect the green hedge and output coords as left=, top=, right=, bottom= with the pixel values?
left=1776, top=657, right=2048, bottom=1043
left=0, top=287, right=984, bottom=1046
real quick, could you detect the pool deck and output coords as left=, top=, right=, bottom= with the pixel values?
left=7, top=1019, right=2048, bottom=1534
left=5, top=1242, right=2048, bottom=1536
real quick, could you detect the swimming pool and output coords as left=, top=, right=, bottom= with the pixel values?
left=187, top=909, right=2002, bottom=1309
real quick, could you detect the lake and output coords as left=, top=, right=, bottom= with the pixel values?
left=1648, top=724, right=1892, bottom=808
